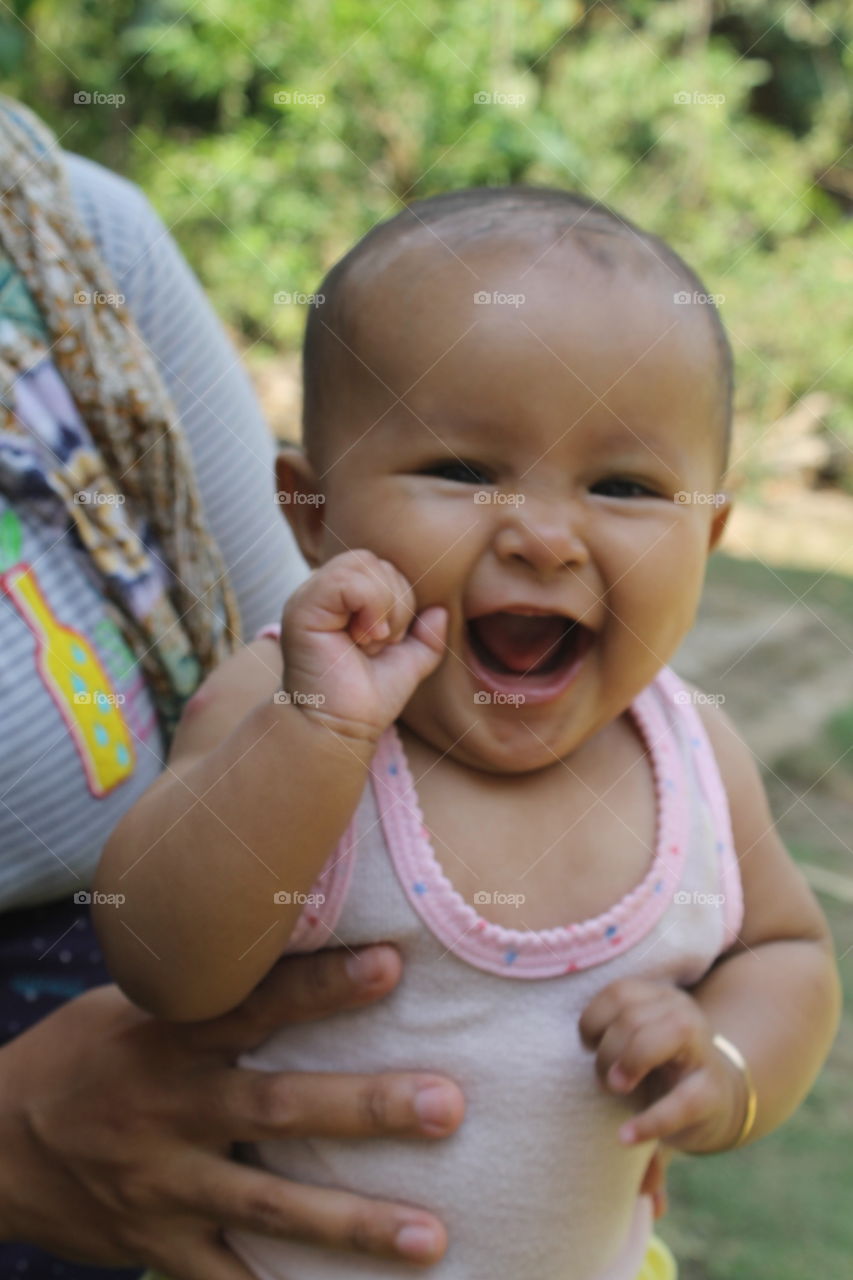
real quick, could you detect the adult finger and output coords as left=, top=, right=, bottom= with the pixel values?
left=197, top=1067, right=465, bottom=1144
left=173, top=1153, right=447, bottom=1263
left=638, top=1147, right=669, bottom=1220
left=189, top=946, right=403, bottom=1053
left=151, top=1231, right=261, bottom=1280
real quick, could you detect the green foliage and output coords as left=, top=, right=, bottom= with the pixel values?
left=2, top=0, right=852, bottom=446
left=826, top=704, right=853, bottom=761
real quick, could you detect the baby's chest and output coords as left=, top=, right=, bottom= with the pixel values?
left=418, top=760, right=658, bottom=932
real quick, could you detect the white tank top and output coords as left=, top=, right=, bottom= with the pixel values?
left=228, top=654, right=742, bottom=1280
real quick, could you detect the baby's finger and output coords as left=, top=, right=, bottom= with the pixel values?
left=370, top=606, right=449, bottom=699
left=409, top=605, right=449, bottom=658
left=377, top=564, right=420, bottom=644
left=349, top=601, right=393, bottom=647
left=605, top=1015, right=695, bottom=1094
left=591, top=1000, right=670, bottom=1090
left=578, top=978, right=665, bottom=1050
left=343, top=562, right=410, bottom=645
left=619, top=1069, right=711, bottom=1146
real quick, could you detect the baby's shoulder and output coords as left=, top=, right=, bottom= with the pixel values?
left=677, top=678, right=830, bottom=951
left=671, top=674, right=763, bottom=838
left=672, top=676, right=744, bottom=773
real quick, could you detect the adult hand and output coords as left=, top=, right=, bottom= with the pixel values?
left=0, top=944, right=463, bottom=1277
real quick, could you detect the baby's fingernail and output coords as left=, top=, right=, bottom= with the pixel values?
left=374, top=620, right=391, bottom=639
left=395, top=1222, right=441, bottom=1260
left=619, top=1123, right=636, bottom=1144
left=609, top=1064, right=631, bottom=1090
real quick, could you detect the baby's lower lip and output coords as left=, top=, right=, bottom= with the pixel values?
left=462, top=623, right=592, bottom=707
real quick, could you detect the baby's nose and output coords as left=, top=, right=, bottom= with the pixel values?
left=493, top=501, right=589, bottom=573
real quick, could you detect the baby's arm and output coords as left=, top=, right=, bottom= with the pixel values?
left=93, top=551, right=447, bottom=1023
left=580, top=692, right=842, bottom=1155
left=672, top=697, right=841, bottom=1147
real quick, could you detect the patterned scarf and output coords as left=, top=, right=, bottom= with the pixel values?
left=0, top=98, right=241, bottom=742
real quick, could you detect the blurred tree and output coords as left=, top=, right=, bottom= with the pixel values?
left=1, top=0, right=851, bottom=448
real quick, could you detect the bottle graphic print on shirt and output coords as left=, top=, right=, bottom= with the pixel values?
left=0, top=509, right=135, bottom=795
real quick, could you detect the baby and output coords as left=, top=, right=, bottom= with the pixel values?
left=94, top=187, right=841, bottom=1280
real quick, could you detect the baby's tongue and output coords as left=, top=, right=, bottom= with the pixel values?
left=472, top=612, right=567, bottom=674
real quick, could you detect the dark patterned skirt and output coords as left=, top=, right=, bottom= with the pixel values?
left=0, top=893, right=142, bottom=1280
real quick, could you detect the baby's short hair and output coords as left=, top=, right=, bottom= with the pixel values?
left=302, top=186, right=733, bottom=476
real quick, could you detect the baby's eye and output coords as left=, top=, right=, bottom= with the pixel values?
left=421, top=460, right=491, bottom=485
left=590, top=478, right=658, bottom=499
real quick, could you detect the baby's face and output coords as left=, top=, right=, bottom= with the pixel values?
left=288, top=232, right=729, bottom=773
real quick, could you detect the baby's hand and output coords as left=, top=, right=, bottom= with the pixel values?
left=278, top=550, right=448, bottom=744
left=578, top=978, right=748, bottom=1153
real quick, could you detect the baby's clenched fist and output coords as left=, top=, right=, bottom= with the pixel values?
left=277, top=550, right=448, bottom=745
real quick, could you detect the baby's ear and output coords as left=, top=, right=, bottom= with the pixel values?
left=708, top=494, right=731, bottom=551
left=274, top=446, right=325, bottom=568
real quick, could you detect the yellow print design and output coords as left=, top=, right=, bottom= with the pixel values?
left=1, top=562, right=136, bottom=796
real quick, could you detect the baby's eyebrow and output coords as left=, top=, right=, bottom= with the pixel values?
left=390, top=412, right=688, bottom=473
left=582, top=427, right=674, bottom=457
left=393, top=414, right=500, bottom=446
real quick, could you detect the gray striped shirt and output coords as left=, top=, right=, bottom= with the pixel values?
left=0, top=152, right=308, bottom=912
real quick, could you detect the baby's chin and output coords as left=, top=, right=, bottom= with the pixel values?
left=398, top=702, right=588, bottom=776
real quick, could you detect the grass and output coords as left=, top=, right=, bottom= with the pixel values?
left=704, top=550, right=853, bottom=624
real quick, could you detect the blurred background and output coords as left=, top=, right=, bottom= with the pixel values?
left=2, top=2, right=851, bottom=1275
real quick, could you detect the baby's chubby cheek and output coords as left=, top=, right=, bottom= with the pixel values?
left=318, top=515, right=466, bottom=633
left=639, top=542, right=709, bottom=643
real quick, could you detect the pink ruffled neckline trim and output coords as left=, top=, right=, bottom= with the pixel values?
left=371, top=674, right=689, bottom=978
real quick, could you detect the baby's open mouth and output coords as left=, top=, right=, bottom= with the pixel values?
left=466, top=612, right=589, bottom=677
